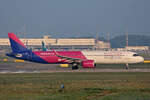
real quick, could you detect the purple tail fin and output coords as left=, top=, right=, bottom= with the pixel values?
left=8, top=33, right=28, bottom=53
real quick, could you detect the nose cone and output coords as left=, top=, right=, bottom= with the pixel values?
left=139, top=57, right=144, bottom=63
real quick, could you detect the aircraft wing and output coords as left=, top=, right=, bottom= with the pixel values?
left=53, top=49, right=86, bottom=63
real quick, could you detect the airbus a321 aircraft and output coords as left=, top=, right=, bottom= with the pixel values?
left=6, top=33, right=144, bottom=70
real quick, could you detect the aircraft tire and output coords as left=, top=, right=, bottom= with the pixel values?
left=72, top=65, right=79, bottom=70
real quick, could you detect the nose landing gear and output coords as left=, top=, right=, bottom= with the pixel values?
left=126, top=63, right=129, bottom=70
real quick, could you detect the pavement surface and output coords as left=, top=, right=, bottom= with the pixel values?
left=0, top=61, right=150, bottom=73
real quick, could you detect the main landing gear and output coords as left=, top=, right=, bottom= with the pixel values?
left=125, top=63, right=129, bottom=70
left=71, top=63, right=79, bottom=70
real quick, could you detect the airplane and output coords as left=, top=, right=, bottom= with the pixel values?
left=6, top=33, right=144, bottom=70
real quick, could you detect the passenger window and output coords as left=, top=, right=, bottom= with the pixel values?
left=133, top=54, right=139, bottom=56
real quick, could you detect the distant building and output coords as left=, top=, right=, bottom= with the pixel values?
left=43, top=35, right=51, bottom=39
left=0, top=36, right=111, bottom=50
left=52, top=38, right=95, bottom=49
left=117, top=46, right=149, bottom=51
left=125, top=46, right=149, bottom=51
left=96, top=41, right=111, bottom=49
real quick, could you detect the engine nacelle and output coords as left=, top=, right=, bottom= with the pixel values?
left=82, top=60, right=95, bottom=68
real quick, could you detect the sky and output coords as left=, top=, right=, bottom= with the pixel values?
left=0, top=0, right=150, bottom=38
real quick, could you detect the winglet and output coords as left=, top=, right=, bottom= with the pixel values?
left=42, top=41, right=48, bottom=51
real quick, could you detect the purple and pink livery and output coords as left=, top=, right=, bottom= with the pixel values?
left=6, top=33, right=95, bottom=70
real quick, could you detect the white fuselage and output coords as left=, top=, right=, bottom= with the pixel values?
left=82, top=51, right=144, bottom=64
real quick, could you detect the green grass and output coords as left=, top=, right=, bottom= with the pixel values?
left=0, top=72, right=150, bottom=100
left=94, top=92, right=150, bottom=100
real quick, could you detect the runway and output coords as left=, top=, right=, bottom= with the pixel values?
left=1, top=69, right=150, bottom=73
left=0, top=61, right=150, bottom=73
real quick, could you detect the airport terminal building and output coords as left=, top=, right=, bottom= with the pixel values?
left=0, top=35, right=110, bottom=50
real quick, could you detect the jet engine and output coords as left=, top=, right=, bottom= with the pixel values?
left=82, top=60, right=95, bottom=68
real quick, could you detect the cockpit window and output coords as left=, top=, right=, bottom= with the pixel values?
left=133, top=54, right=139, bottom=57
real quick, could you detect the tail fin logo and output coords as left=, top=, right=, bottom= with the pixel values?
left=8, top=33, right=28, bottom=53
